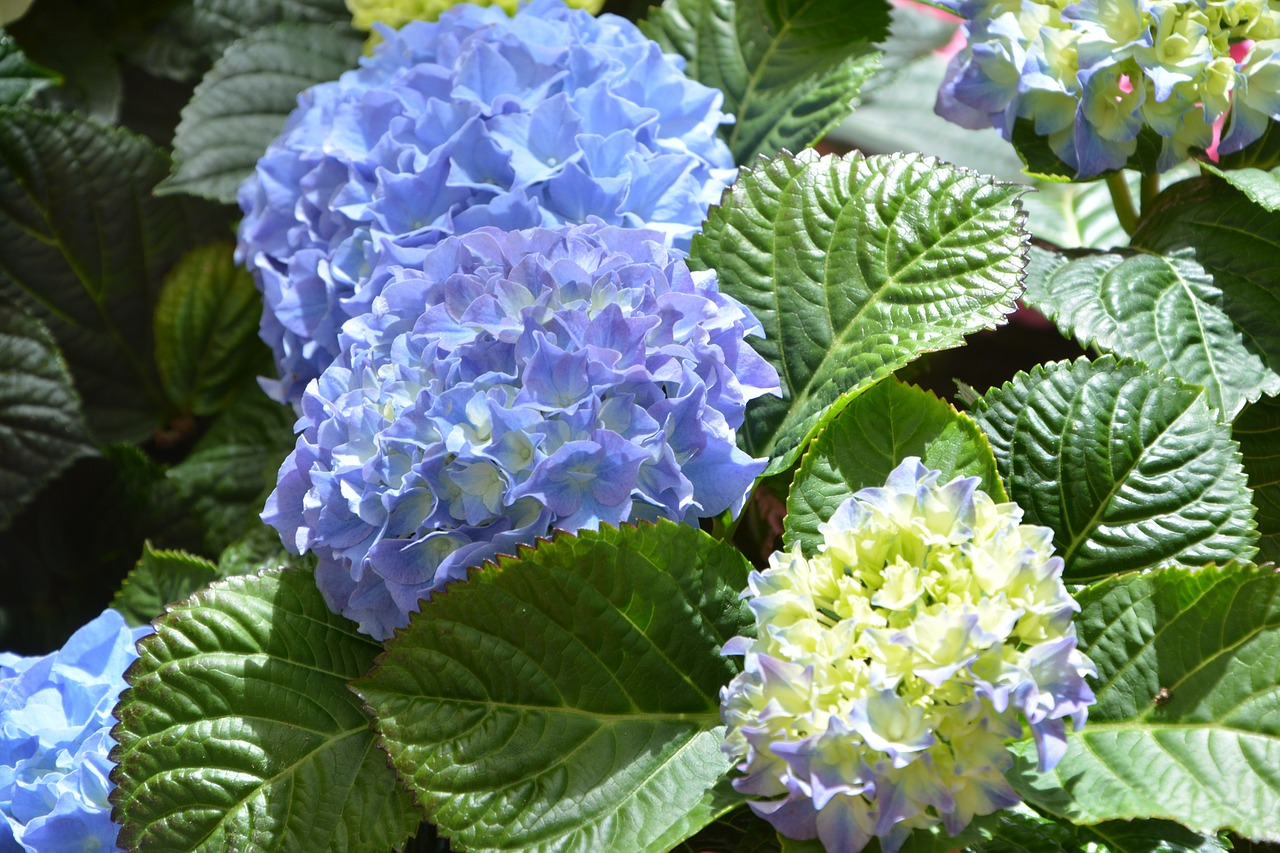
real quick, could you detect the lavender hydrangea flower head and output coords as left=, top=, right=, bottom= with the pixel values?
left=263, top=223, right=780, bottom=639
left=1, top=609, right=151, bottom=852
left=719, top=458, right=1096, bottom=853
left=935, top=0, right=1280, bottom=177
left=237, top=0, right=736, bottom=404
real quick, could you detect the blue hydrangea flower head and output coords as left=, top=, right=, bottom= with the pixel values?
left=719, top=458, right=1096, bottom=853
left=237, top=0, right=736, bottom=404
left=0, top=609, right=152, bottom=852
left=935, top=0, right=1280, bottom=177
left=263, top=223, right=780, bottom=639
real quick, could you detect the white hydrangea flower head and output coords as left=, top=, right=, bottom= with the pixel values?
left=720, top=458, right=1096, bottom=853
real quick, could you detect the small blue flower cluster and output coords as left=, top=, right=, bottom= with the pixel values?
left=1, top=610, right=151, bottom=852
left=264, top=224, right=780, bottom=639
left=237, top=0, right=736, bottom=403
left=936, top=0, right=1280, bottom=177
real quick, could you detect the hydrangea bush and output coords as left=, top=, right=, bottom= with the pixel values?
left=936, top=0, right=1280, bottom=176
left=720, top=459, right=1095, bottom=852
left=237, top=0, right=735, bottom=403
left=4, top=0, right=1280, bottom=851
left=264, top=223, right=780, bottom=638
left=0, top=610, right=150, bottom=852
left=345, top=0, right=603, bottom=32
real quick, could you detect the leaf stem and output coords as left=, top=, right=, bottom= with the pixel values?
left=1139, top=170, right=1160, bottom=217
left=1105, top=172, right=1139, bottom=235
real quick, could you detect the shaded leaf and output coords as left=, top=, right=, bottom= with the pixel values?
left=355, top=520, right=754, bottom=853
left=111, top=542, right=218, bottom=626
left=1021, top=177, right=1130, bottom=250
left=1023, top=245, right=1280, bottom=418
left=973, top=356, right=1257, bottom=579
left=690, top=148, right=1027, bottom=475
left=1233, top=395, right=1280, bottom=565
left=784, top=376, right=1005, bottom=555
left=110, top=567, right=423, bottom=852
left=641, top=0, right=888, bottom=164
left=1010, top=564, right=1280, bottom=843
left=0, top=33, right=56, bottom=106
left=161, top=23, right=363, bottom=202
left=0, top=297, right=94, bottom=530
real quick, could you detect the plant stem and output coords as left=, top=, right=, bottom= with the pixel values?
left=1105, top=171, right=1139, bottom=235
left=1139, top=170, right=1160, bottom=216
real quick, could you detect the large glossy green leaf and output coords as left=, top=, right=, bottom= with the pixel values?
left=110, top=568, right=423, bottom=852
left=0, top=297, right=94, bottom=530
left=111, top=542, right=218, bottom=626
left=1010, top=564, right=1280, bottom=843
left=973, top=356, right=1257, bottom=580
left=1233, top=395, right=1280, bottom=564
left=0, top=108, right=227, bottom=442
left=1200, top=162, right=1280, bottom=212
left=1023, top=246, right=1280, bottom=419
left=641, top=0, right=888, bottom=164
left=161, top=23, right=362, bottom=202
left=167, top=383, right=298, bottom=553
left=355, top=520, right=754, bottom=853
left=784, top=376, right=1006, bottom=555
left=154, top=242, right=268, bottom=414
left=690, top=149, right=1027, bottom=475
left=0, top=33, right=55, bottom=106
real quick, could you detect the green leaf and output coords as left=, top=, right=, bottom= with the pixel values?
left=1009, top=563, right=1280, bottom=843
left=167, top=383, right=298, bottom=553
left=0, top=108, right=228, bottom=442
left=161, top=23, right=363, bottom=202
left=216, top=520, right=299, bottom=579
left=0, top=33, right=55, bottom=106
left=1200, top=162, right=1280, bottom=212
left=673, top=806, right=782, bottom=853
left=970, top=808, right=1228, bottom=853
left=640, top=0, right=888, bottom=164
left=154, top=242, right=269, bottom=414
left=690, top=149, right=1027, bottom=475
left=784, top=376, right=1005, bottom=555
left=1232, top=395, right=1280, bottom=564
left=973, top=356, right=1257, bottom=580
left=1020, top=176, right=1130, bottom=250
left=1130, top=177, right=1280, bottom=395
left=355, top=519, right=754, bottom=853
left=1217, top=119, right=1280, bottom=171
left=110, top=567, right=423, bottom=852
left=0, top=297, right=94, bottom=530
left=111, top=542, right=218, bottom=626
left=1022, top=245, right=1280, bottom=419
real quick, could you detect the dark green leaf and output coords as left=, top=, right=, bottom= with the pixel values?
left=674, top=805, right=781, bottom=853
left=1010, top=564, right=1280, bottom=843
left=4, top=0, right=122, bottom=119
left=1200, top=161, right=1280, bottom=212
left=110, top=567, right=423, bottom=852
left=161, top=23, right=363, bottom=202
left=1023, top=245, right=1280, bottom=419
left=154, top=242, right=269, bottom=414
left=641, top=0, right=888, bottom=164
left=216, top=520, right=300, bottom=579
left=1010, top=117, right=1165, bottom=182
left=0, top=297, right=94, bottom=530
left=690, top=149, right=1027, bottom=475
left=784, top=376, right=1005, bottom=555
left=0, top=33, right=56, bottom=106
left=111, top=542, right=218, bottom=626
left=0, top=108, right=228, bottom=442
left=970, top=808, right=1228, bottom=853
left=1233, top=395, right=1280, bottom=564
left=973, top=356, right=1257, bottom=579
left=167, top=383, right=297, bottom=553
left=355, top=520, right=754, bottom=853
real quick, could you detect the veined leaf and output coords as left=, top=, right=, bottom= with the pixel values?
left=110, top=568, right=423, bottom=852
left=641, top=0, right=888, bottom=164
left=0, top=108, right=227, bottom=442
left=0, top=297, right=94, bottom=530
left=784, top=376, right=1005, bottom=555
left=111, top=542, right=218, bottom=626
left=1200, top=162, right=1280, bottom=212
left=1010, top=564, right=1280, bottom=843
left=355, top=520, right=754, bottom=853
left=0, top=34, right=56, bottom=106
left=161, top=23, right=362, bottom=202
left=690, top=148, right=1027, bottom=475
left=973, top=356, right=1257, bottom=580
left=1233, top=395, right=1280, bottom=564
left=1021, top=177, right=1130, bottom=250
left=154, top=242, right=268, bottom=414
left=970, top=807, right=1228, bottom=853
left=1023, top=245, right=1280, bottom=419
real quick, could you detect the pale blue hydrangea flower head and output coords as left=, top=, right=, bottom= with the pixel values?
left=720, top=458, right=1095, bottom=853
left=263, top=224, right=780, bottom=639
left=936, top=0, right=1280, bottom=177
left=0, top=609, right=151, bottom=852
left=236, top=0, right=736, bottom=404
